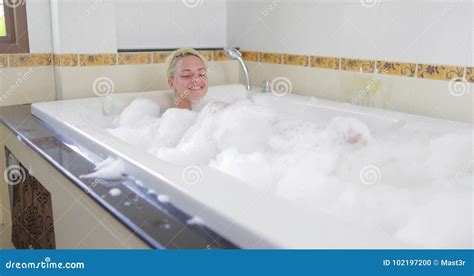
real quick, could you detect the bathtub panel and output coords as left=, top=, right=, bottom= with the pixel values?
left=0, top=125, right=13, bottom=249
left=1, top=125, right=150, bottom=249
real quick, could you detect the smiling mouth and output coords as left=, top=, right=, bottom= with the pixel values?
left=188, top=86, right=203, bottom=91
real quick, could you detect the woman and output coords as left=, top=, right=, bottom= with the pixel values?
left=166, top=48, right=209, bottom=110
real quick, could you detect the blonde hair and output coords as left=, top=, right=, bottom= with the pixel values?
left=166, top=48, right=208, bottom=79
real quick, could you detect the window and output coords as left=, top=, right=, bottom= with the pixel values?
left=0, top=1, right=29, bottom=53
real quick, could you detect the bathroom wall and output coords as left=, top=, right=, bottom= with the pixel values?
left=0, top=0, right=472, bottom=123
left=1, top=0, right=237, bottom=104
left=116, top=0, right=227, bottom=50
left=227, top=0, right=473, bottom=123
left=0, top=0, right=55, bottom=107
left=51, top=0, right=235, bottom=100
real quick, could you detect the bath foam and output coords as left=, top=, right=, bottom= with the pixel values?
left=213, top=100, right=277, bottom=153
left=107, top=116, right=161, bottom=149
left=119, top=98, right=161, bottom=126
left=394, top=189, right=473, bottom=248
left=175, top=102, right=228, bottom=164
left=81, top=158, right=126, bottom=180
left=425, top=133, right=473, bottom=181
left=108, top=188, right=122, bottom=197
left=209, top=148, right=273, bottom=188
left=192, top=84, right=248, bottom=111
left=269, top=119, right=323, bottom=153
left=104, top=95, right=473, bottom=248
left=152, top=108, right=197, bottom=148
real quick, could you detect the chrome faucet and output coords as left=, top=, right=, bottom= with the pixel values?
left=224, top=48, right=251, bottom=91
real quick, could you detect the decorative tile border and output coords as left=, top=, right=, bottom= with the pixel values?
left=241, top=51, right=259, bottom=62
left=260, top=52, right=282, bottom=64
left=118, top=52, right=152, bottom=65
left=0, top=51, right=472, bottom=84
left=283, top=54, right=309, bottom=66
left=153, top=52, right=171, bottom=64
left=213, top=50, right=229, bottom=61
left=0, top=50, right=231, bottom=68
left=200, top=51, right=213, bottom=62
left=310, top=56, right=339, bottom=70
left=79, top=54, right=116, bottom=66
left=417, top=64, right=464, bottom=81
left=341, top=58, right=375, bottom=73
left=0, top=55, right=8, bottom=68
left=53, top=54, right=78, bottom=67
left=377, top=61, right=416, bottom=77
left=9, top=53, right=52, bottom=67
left=241, top=50, right=473, bottom=83
left=466, top=67, right=473, bottom=83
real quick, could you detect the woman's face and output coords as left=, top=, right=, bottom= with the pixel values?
left=168, top=55, right=208, bottom=102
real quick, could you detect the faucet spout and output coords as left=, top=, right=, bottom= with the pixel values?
left=224, top=48, right=251, bottom=91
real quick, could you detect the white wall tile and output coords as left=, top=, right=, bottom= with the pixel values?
left=116, top=0, right=226, bottom=50
left=115, top=1, right=142, bottom=49
left=468, top=0, right=473, bottom=67
left=26, top=0, right=53, bottom=53
left=377, top=1, right=422, bottom=63
left=76, top=0, right=117, bottom=53
left=276, top=2, right=313, bottom=54
left=418, top=0, right=471, bottom=66
left=50, top=0, right=117, bottom=53
left=307, top=3, right=344, bottom=57
left=227, top=0, right=288, bottom=52
left=340, top=3, right=380, bottom=60
left=50, top=0, right=77, bottom=53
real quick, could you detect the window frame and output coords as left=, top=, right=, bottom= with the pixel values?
left=0, top=1, right=29, bottom=54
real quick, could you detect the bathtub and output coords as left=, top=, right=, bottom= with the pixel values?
left=31, top=84, right=472, bottom=249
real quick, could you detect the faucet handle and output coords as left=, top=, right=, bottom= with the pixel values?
left=262, top=80, right=271, bottom=93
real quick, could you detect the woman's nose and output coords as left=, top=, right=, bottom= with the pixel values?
left=192, top=75, right=201, bottom=83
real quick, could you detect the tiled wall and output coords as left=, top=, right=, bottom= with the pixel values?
left=50, top=50, right=237, bottom=100
left=241, top=51, right=473, bottom=83
left=116, top=0, right=227, bottom=49
left=0, top=0, right=472, bottom=123
left=242, top=52, right=473, bottom=123
left=227, top=0, right=473, bottom=123
left=228, top=1, right=473, bottom=67
left=0, top=50, right=237, bottom=105
left=0, top=50, right=229, bottom=69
